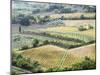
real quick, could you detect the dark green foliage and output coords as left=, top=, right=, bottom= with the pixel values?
left=11, top=70, right=19, bottom=75
left=46, top=67, right=62, bottom=72
left=83, top=6, right=96, bottom=12
left=21, top=45, right=29, bottom=50
left=19, top=16, right=30, bottom=26
left=46, top=57, right=96, bottom=72
left=19, top=26, right=21, bottom=33
left=43, top=40, right=49, bottom=45
left=71, top=57, right=96, bottom=70
left=13, top=37, right=20, bottom=42
left=89, top=25, right=94, bottom=29
left=60, top=8, right=72, bottom=13
left=32, top=9, right=40, bottom=14
left=12, top=54, right=42, bottom=72
left=48, top=4, right=64, bottom=11
left=12, top=17, right=18, bottom=24
left=78, top=26, right=87, bottom=31
left=80, top=15, right=85, bottom=19
left=32, top=39, right=39, bottom=47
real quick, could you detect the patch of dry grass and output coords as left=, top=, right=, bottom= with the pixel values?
left=41, top=26, right=78, bottom=33
left=20, top=45, right=79, bottom=69
left=20, top=44, right=96, bottom=69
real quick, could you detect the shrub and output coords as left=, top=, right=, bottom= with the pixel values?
left=60, top=8, right=72, bottom=13
left=80, top=15, right=85, bottom=19
left=71, top=57, right=96, bottom=70
left=12, top=54, right=42, bottom=72
left=11, top=70, right=18, bottom=75
left=21, top=45, right=29, bottom=50
left=46, top=67, right=61, bottom=72
left=78, top=26, right=88, bottom=31
left=19, top=16, right=30, bottom=26
left=43, top=40, right=49, bottom=45
left=89, top=25, right=94, bottom=29
left=32, top=39, right=39, bottom=47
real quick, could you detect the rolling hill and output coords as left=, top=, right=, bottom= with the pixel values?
left=20, top=44, right=95, bottom=69
left=21, top=45, right=79, bottom=69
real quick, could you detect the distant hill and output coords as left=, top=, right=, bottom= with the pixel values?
left=12, top=1, right=96, bottom=15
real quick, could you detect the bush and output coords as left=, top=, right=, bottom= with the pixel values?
left=71, top=57, right=96, bottom=70
left=89, top=25, right=94, bottom=29
left=11, top=70, right=18, bottom=75
left=32, top=39, right=39, bottom=47
left=78, top=26, right=88, bottom=31
left=43, top=40, right=49, bottom=45
left=21, top=45, right=29, bottom=50
left=80, top=15, right=85, bottom=19
left=60, top=8, right=72, bottom=13
left=12, top=54, right=42, bottom=72
left=46, top=67, right=61, bottom=72
left=19, top=16, right=30, bottom=26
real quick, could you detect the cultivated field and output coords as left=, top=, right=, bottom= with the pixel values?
left=19, top=44, right=95, bottom=70
left=20, top=45, right=80, bottom=69
left=50, top=13, right=95, bottom=19
left=11, top=1, right=96, bottom=74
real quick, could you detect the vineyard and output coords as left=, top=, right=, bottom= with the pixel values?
left=21, top=45, right=81, bottom=69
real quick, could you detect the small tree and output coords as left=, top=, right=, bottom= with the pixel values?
left=43, top=40, right=49, bottom=45
left=19, top=26, right=21, bottom=33
left=21, top=45, right=29, bottom=50
left=11, top=70, right=18, bottom=75
left=19, top=16, right=30, bottom=26
left=71, top=56, right=96, bottom=70
left=32, top=39, right=39, bottom=47
left=80, top=15, right=85, bottom=19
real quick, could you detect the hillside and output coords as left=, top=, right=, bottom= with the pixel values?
left=21, top=45, right=79, bottom=69
left=69, top=44, right=96, bottom=59
left=20, top=44, right=95, bottom=69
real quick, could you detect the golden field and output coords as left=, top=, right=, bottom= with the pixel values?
left=19, top=44, right=95, bottom=69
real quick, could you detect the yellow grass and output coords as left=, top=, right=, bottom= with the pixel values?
left=79, top=29, right=95, bottom=38
left=50, top=13, right=95, bottom=19
left=20, top=45, right=80, bottom=69
left=20, top=44, right=96, bottom=69
left=63, top=20, right=95, bottom=27
left=69, top=44, right=96, bottom=60
left=41, top=26, right=78, bottom=33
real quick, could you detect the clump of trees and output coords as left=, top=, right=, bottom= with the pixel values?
left=32, top=39, right=39, bottom=47
left=78, top=25, right=94, bottom=31
left=12, top=50, right=95, bottom=73
left=71, top=57, right=96, bottom=70
left=19, top=16, right=30, bottom=26
left=21, top=45, right=29, bottom=50
left=12, top=52, right=43, bottom=73
left=11, top=70, right=18, bottom=75
left=46, top=57, right=96, bottom=72
left=60, top=8, right=72, bottom=13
